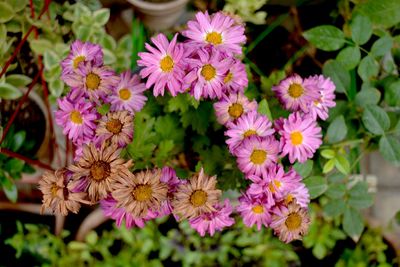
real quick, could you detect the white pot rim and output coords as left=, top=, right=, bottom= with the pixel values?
left=128, top=0, right=189, bottom=11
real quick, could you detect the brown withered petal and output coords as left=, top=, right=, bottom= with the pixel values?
left=172, top=168, right=221, bottom=220
left=111, top=168, right=168, bottom=218
left=96, top=110, right=133, bottom=147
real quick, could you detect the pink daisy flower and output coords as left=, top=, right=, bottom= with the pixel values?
left=213, top=93, right=258, bottom=126
left=225, top=110, right=274, bottom=155
left=305, top=75, right=336, bottom=120
left=55, top=96, right=98, bottom=143
left=272, top=74, right=319, bottom=113
left=189, top=199, right=235, bottom=236
left=222, top=59, right=248, bottom=94
left=280, top=183, right=310, bottom=208
left=61, top=40, right=103, bottom=75
left=109, top=71, right=147, bottom=114
left=184, top=48, right=232, bottom=100
left=236, top=136, right=280, bottom=178
left=278, top=112, right=322, bottom=163
left=62, top=62, right=119, bottom=102
left=273, top=117, right=285, bottom=133
left=157, top=167, right=182, bottom=217
left=236, top=193, right=271, bottom=230
left=138, top=33, right=186, bottom=97
left=182, top=11, right=246, bottom=55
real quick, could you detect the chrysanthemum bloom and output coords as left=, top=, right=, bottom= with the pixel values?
left=61, top=40, right=103, bottom=75
left=55, top=96, right=98, bottom=143
left=68, top=143, right=132, bottom=201
left=95, top=111, right=133, bottom=148
left=156, top=167, right=182, bottom=217
left=236, top=193, right=271, bottom=230
left=182, top=11, right=246, bottom=56
left=138, top=33, right=186, bottom=97
left=184, top=48, right=232, bottom=100
left=172, top=168, right=222, bottom=220
left=280, top=183, right=310, bottom=208
left=62, top=62, right=119, bottom=101
left=270, top=201, right=310, bottom=243
left=225, top=111, right=274, bottom=154
left=279, top=112, right=322, bottom=163
left=236, top=136, right=280, bottom=178
left=213, top=93, right=257, bottom=125
left=305, top=75, right=336, bottom=120
left=100, top=195, right=148, bottom=229
left=272, top=74, right=319, bottom=113
left=39, top=169, right=88, bottom=216
left=109, top=71, right=147, bottom=114
left=189, top=199, right=235, bottom=236
left=222, top=59, right=248, bottom=94
left=111, top=168, right=169, bottom=218
left=273, top=117, right=285, bottom=133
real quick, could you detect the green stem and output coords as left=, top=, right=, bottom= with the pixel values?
left=244, top=57, right=265, bottom=77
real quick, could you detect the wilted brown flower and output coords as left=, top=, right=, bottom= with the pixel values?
left=96, top=111, right=133, bottom=147
left=111, top=168, right=168, bottom=218
left=172, top=168, right=221, bottom=220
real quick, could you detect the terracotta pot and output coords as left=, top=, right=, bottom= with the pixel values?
left=128, top=0, right=190, bottom=31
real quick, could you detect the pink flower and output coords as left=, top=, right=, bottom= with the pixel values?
left=184, top=48, right=232, bottom=100
left=138, top=33, right=186, bottom=97
left=157, top=167, right=182, bottom=217
left=278, top=112, right=322, bottom=163
left=213, top=93, right=258, bottom=125
left=109, top=71, right=147, bottom=114
left=189, top=199, right=235, bottom=236
left=236, top=136, right=280, bottom=178
left=272, top=74, right=319, bottom=113
left=62, top=62, right=119, bottom=102
left=236, top=193, right=271, bottom=230
left=280, top=183, right=310, bottom=208
left=222, top=59, right=248, bottom=93
left=61, top=40, right=103, bottom=75
left=225, top=111, right=274, bottom=155
left=182, top=11, right=246, bottom=56
left=305, top=75, right=336, bottom=120
left=55, top=96, right=98, bottom=143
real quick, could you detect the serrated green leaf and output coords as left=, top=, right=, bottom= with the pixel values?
left=325, top=183, right=346, bottom=199
left=0, top=2, right=15, bottom=23
left=322, top=60, right=350, bottom=93
left=0, top=83, right=22, bottom=100
left=350, top=15, right=372, bottom=45
left=303, top=176, right=327, bottom=199
left=326, top=115, right=347, bottom=143
left=5, top=74, right=32, bottom=88
left=323, top=159, right=336, bottom=173
left=303, top=25, right=345, bottom=51
left=362, top=105, right=390, bottom=135
left=336, top=46, right=361, bottom=70
left=324, top=199, right=346, bottom=217
left=343, top=206, right=364, bottom=242
left=358, top=56, right=379, bottom=81
left=181, top=102, right=212, bottom=135
left=293, top=160, right=313, bottom=178
left=379, top=136, right=400, bottom=165
left=155, top=115, right=184, bottom=144
left=166, top=93, right=190, bottom=113
left=371, top=36, right=393, bottom=57
left=335, top=155, right=350, bottom=175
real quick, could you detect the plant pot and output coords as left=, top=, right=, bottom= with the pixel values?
left=127, top=0, right=190, bottom=31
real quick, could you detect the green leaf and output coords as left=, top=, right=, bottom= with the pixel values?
left=97, top=104, right=110, bottom=115
left=5, top=74, right=32, bottom=88
left=357, top=56, right=379, bottom=81
left=85, top=231, right=98, bottom=245
left=0, top=83, right=22, bottom=100
left=8, top=0, right=28, bottom=12
left=75, top=25, right=91, bottom=41
left=362, top=105, right=390, bottom=135
left=29, top=39, right=53, bottom=55
left=386, top=80, right=400, bottom=107
left=0, top=2, right=15, bottom=23
left=5, top=158, right=25, bottom=176
left=49, top=79, right=64, bottom=97
left=303, top=25, right=346, bottom=51
left=312, top=243, right=327, bottom=260
left=303, top=176, right=327, bottom=199
left=181, top=102, right=212, bottom=135
left=11, top=131, right=25, bottom=152
left=166, top=93, right=190, bottom=113
left=355, top=0, right=400, bottom=28
left=3, top=182, right=18, bottom=203
left=335, top=155, right=350, bottom=175
left=379, top=136, right=400, bottom=165
left=355, top=88, right=381, bottom=108
left=155, top=140, right=174, bottom=164
left=321, top=149, right=335, bottom=159
left=323, top=159, right=336, bottom=173
left=155, top=115, right=184, bottom=144
left=93, top=9, right=110, bottom=26
left=322, top=60, right=350, bottom=93
left=350, top=15, right=372, bottom=45
left=395, top=211, right=400, bottom=225
left=371, top=36, right=393, bottom=57
left=343, top=206, right=364, bottom=242
left=293, top=160, right=313, bottom=178
left=336, top=46, right=361, bottom=70
left=43, top=51, right=60, bottom=69
left=257, top=99, right=272, bottom=121
left=348, top=182, right=373, bottom=209
left=103, top=48, right=116, bottom=65
left=326, top=115, right=347, bottom=143
left=324, top=199, right=346, bottom=217
left=325, top=183, right=346, bottom=199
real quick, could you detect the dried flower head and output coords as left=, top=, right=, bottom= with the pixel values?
left=95, top=111, right=134, bottom=148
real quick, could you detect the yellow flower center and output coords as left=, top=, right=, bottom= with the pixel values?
left=201, top=64, right=216, bottom=81
left=70, top=110, right=83, bottom=124
left=190, top=190, right=208, bottom=207
left=252, top=205, right=264, bottom=214
left=133, top=184, right=153, bottom=202
left=228, top=103, right=243, bottom=119
left=160, top=55, right=174, bottom=72
left=73, top=55, right=86, bottom=69
left=119, top=88, right=131, bottom=100
left=86, top=72, right=101, bottom=90
left=285, top=194, right=294, bottom=205
left=250, top=149, right=267, bottom=164
left=290, top=131, right=303, bottom=146
left=205, top=31, right=222, bottom=45
left=313, top=100, right=320, bottom=106
left=288, top=83, right=304, bottom=98
left=90, top=161, right=111, bottom=181
left=268, top=179, right=282, bottom=193
left=51, top=184, right=59, bottom=197
left=106, top=118, right=123, bottom=134
left=243, top=129, right=257, bottom=138
left=285, top=212, right=302, bottom=231
left=224, top=72, right=233, bottom=84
